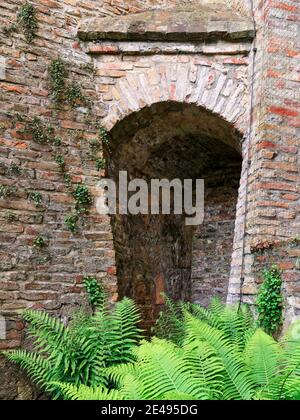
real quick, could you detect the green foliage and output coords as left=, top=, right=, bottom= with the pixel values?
left=65, top=184, right=92, bottom=232
left=33, top=235, right=46, bottom=249
left=49, top=59, right=67, bottom=104
left=53, top=136, right=62, bottom=147
left=17, top=3, right=38, bottom=43
left=5, top=295, right=300, bottom=400
left=89, top=138, right=101, bottom=150
left=0, top=185, right=17, bottom=199
left=153, top=295, right=188, bottom=346
left=63, top=173, right=72, bottom=189
left=28, top=191, right=42, bottom=207
left=256, top=265, right=284, bottom=336
left=52, top=383, right=122, bottom=400
left=5, top=290, right=142, bottom=399
left=55, top=155, right=65, bottom=171
left=49, top=59, right=85, bottom=107
left=64, top=214, right=78, bottom=233
left=72, top=184, right=92, bottom=214
left=57, top=301, right=300, bottom=401
left=66, top=82, right=86, bottom=108
left=28, top=117, right=53, bottom=145
left=95, top=158, right=106, bottom=172
left=83, top=277, right=105, bottom=311
left=99, top=126, right=109, bottom=146
left=7, top=162, right=22, bottom=177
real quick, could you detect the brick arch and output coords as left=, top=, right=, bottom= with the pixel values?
left=101, top=61, right=249, bottom=137
left=105, top=97, right=245, bottom=328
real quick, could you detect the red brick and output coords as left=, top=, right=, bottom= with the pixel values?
left=268, top=106, right=298, bottom=117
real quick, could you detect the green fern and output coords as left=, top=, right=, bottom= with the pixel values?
left=244, top=329, right=281, bottom=389
left=184, top=312, right=255, bottom=400
left=4, top=283, right=142, bottom=398
left=5, top=294, right=300, bottom=400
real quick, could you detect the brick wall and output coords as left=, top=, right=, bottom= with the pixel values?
left=0, top=0, right=298, bottom=400
left=228, top=0, right=300, bottom=307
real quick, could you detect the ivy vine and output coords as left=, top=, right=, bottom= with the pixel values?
left=48, top=58, right=67, bottom=104
left=33, top=235, right=46, bottom=249
left=55, top=155, right=65, bottom=171
left=28, top=191, right=42, bottom=208
left=7, top=163, right=22, bottom=177
left=72, top=184, right=92, bottom=214
left=17, top=3, right=38, bottom=43
left=83, top=276, right=104, bottom=311
left=95, top=158, right=106, bottom=172
left=3, top=3, right=38, bottom=42
left=66, top=81, right=86, bottom=108
left=256, top=265, right=284, bottom=336
left=49, top=59, right=86, bottom=108
left=64, top=214, right=79, bottom=233
left=27, top=117, right=54, bottom=145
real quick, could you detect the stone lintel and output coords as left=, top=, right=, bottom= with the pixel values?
left=78, top=6, right=255, bottom=43
left=86, top=40, right=253, bottom=56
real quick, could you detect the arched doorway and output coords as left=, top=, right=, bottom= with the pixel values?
left=107, top=102, right=242, bottom=329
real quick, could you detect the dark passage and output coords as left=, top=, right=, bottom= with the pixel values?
left=108, top=102, right=242, bottom=329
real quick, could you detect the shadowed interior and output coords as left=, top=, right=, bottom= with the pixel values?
left=108, top=102, right=242, bottom=329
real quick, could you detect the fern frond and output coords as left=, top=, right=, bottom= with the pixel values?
left=22, top=309, right=67, bottom=357
left=184, top=312, right=255, bottom=400
left=183, top=341, right=224, bottom=399
left=244, top=329, right=281, bottom=388
left=6, top=349, right=55, bottom=389
left=106, top=363, right=137, bottom=387
left=107, top=298, right=142, bottom=366
left=153, top=295, right=187, bottom=345
left=133, top=338, right=211, bottom=400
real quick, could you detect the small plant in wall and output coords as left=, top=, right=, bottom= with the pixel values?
left=3, top=3, right=38, bottom=41
left=64, top=184, right=92, bottom=233
left=7, top=162, right=22, bottom=177
left=0, top=185, right=17, bottom=199
left=64, top=214, right=79, bottom=233
left=48, top=58, right=67, bottom=105
left=53, top=136, right=62, bottom=147
left=17, top=3, right=38, bottom=43
left=66, top=81, right=86, bottom=108
left=290, top=237, right=300, bottom=248
left=83, top=276, right=104, bottom=312
left=28, top=191, right=42, bottom=208
left=27, top=117, right=54, bottom=145
left=63, top=173, right=72, bottom=189
left=99, top=125, right=109, bottom=146
left=33, top=235, right=46, bottom=249
left=3, top=23, right=18, bottom=37
left=95, top=158, right=106, bottom=172
left=49, top=59, right=86, bottom=108
left=256, top=265, right=284, bottom=337
left=72, top=183, right=92, bottom=214
left=55, top=155, right=65, bottom=172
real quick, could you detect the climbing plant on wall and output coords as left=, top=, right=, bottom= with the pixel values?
left=49, top=59, right=86, bottom=108
left=17, top=3, right=38, bottom=43
left=3, top=2, right=38, bottom=42
left=256, top=265, right=284, bottom=336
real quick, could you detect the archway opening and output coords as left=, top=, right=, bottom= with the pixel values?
left=108, top=102, right=242, bottom=329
